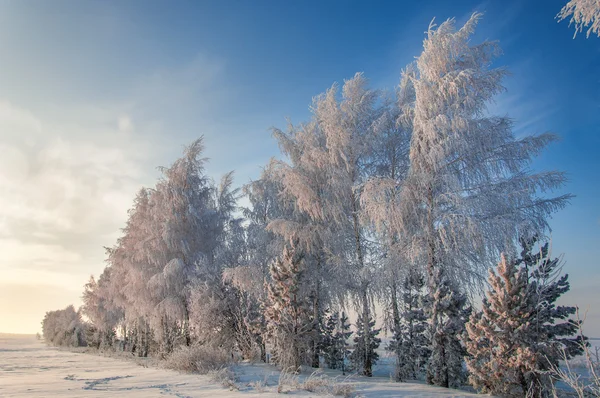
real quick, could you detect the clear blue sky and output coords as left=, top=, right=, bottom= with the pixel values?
left=0, top=0, right=598, bottom=335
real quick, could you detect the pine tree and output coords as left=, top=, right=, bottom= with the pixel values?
left=427, top=267, right=470, bottom=388
left=338, top=311, right=353, bottom=375
left=322, top=311, right=338, bottom=369
left=388, top=270, right=430, bottom=381
left=322, top=311, right=353, bottom=372
left=466, top=240, right=586, bottom=396
left=350, top=312, right=381, bottom=377
left=465, top=254, right=538, bottom=396
left=264, top=238, right=313, bottom=370
left=519, top=237, right=586, bottom=394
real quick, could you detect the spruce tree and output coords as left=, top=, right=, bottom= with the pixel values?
left=350, top=312, right=381, bottom=377
left=322, top=311, right=339, bottom=369
left=338, top=311, right=353, bottom=375
left=520, top=237, right=586, bottom=394
left=323, top=311, right=353, bottom=372
left=389, top=270, right=430, bottom=381
left=264, top=238, right=313, bottom=370
left=465, top=254, right=538, bottom=396
left=427, top=267, right=470, bottom=388
left=466, top=241, right=586, bottom=396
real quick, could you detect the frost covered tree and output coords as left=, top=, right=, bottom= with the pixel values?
left=399, top=12, right=571, bottom=288
left=264, top=238, right=313, bottom=370
left=338, top=311, right=353, bottom=375
left=90, top=138, right=239, bottom=357
left=106, top=187, right=157, bottom=356
left=322, top=311, right=339, bottom=369
left=466, top=243, right=584, bottom=396
left=270, top=117, right=346, bottom=368
left=224, top=166, right=292, bottom=361
left=465, top=254, right=538, bottom=396
left=388, top=270, right=430, bottom=381
left=81, top=270, right=122, bottom=349
left=42, top=305, right=88, bottom=347
left=270, top=76, right=383, bottom=369
left=310, top=73, right=381, bottom=376
left=519, top=237, right=586, bottom=394
left=187, top=171, right=254, bottom=355
left=350, top=312, right=381, bottom=377
left=322, top=311, right=353, bottom=372
left=391, top=15, right=571, bottom=389
left=148, top=138, right=217, bottom=352
left=360, top=69, right=414, bottom=339
left=221, top=264, right=267, bottom=360
left=557, top=0, right=600, bottom=38
left=427, top=267, right=470, bottom=388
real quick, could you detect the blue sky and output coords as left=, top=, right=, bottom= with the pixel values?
left=0, top=0, right=598, bottom=335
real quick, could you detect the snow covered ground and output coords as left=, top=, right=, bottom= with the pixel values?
left=0, top=333, right=482, bottom=397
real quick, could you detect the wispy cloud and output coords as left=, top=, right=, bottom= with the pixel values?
left=0, top=47, right=240, bottom=334
left=0, top=101, right=148, bottom=275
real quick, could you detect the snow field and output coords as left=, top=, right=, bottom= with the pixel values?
left=0, top=334, right=482, bottom=397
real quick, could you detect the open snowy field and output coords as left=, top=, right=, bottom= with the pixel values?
left=0, top=334, right=482, bottom=397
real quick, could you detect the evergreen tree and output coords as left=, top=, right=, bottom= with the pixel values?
left=322, top=311, right=338, bottom=369
left=338, top=311, right=353, bottom=375
left=427, top=267, right=470, bottom=388
left=465, top=254, right=538, bottom=396
left=388, top=270, right=430, bottom=381
left=521, top=237, right=586, bottom=394
left=322, top=311, right=353, bottom=372
left=350, top=312, right=381, bottom=377
left=264, top=238, right=313, bottom=370
left=466, top=241, right=586, bottom=396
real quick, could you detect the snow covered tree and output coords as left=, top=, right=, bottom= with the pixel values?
left=350, top=312, right=381, bottom=377
left=311, top=73, right=382, bottom=376
left=427, top=267, right=470, bottom=388
left=557, top=0, right=600, bottom=38
left=186, top=171, right=255, bottom=355
left=385, top=15, right=572, bottom=389
left=42, top=305, right=88, bottom=348
left=264, top=238, right=313, bottom=370
left=465, top=254, right=538, bottom=396
left=106, top=187, right=157, bottom=356
left=338, top=311, right=353, bottom=375
left=322, top=311, right=353, bottom=372
left=388, top=270, right=430, bottom=381
left=233, top=167, right=292, bottom=361
left=360, top=69, right=414, bottom=343
left=466, top=243, right=584, bottom=396
left=148, top=138, right=218, bottom=352
left=91, top=138, right=238, bottom=356
left=221, top=264, right=267, bottom=360
left=398, top=12, right=571, bottom=289
left=519, top=237, right=586, bottom=394
left=322, top=311, right=339, bottom=368
left=270, top=118, right=342, bottom=368
left=81, top=270, right=122, bottom=350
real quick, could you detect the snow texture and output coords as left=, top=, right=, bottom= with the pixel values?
left=0, top=334, right=485, bottom=397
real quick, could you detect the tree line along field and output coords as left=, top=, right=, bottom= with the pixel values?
left=39, top=4, right=600, bottom=398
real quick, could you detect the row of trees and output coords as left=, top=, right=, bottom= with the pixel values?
left=42, top=13, right=585, bottom=396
